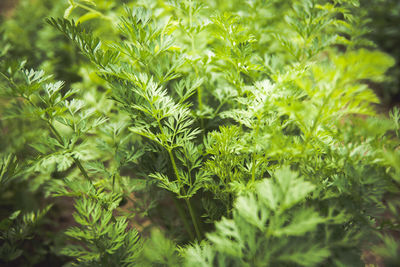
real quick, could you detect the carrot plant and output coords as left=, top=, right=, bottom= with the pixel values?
left=1, top=0, right=400, bottom=266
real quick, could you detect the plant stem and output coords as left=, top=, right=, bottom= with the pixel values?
left=47, top=121, right=92, bottom=184
left=172, top=197, right=195, bottom=240
left=185, top=198, right=202, bottom=240
left=187, top=1, right=205, bottom=133
left=75, top=2, right=112, bottom=22
left=227, top=192, right=233, bottom=218
left=197, top=83, right=205, bottom=131
left=168, top=148, right=202, bottom=240
left=251, top=155, right=256, bottom=183
left=303, top=86, right=335, bottom=149
left=21, top=90, right=94, bottom=186
left=152, top=117, right=196, bottom=237
left=47, top=121, right=63, bottom=144
left=150, top=91, right=202, bottom=239
left=251, top=115, right=262, bottom=183
left=73, top=157, right=91, bottom=182
left=168, top=149, right=182, bottom=184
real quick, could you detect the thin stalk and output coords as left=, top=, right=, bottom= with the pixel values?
left=213, top=100, right=226, bottom=117
left=187, top=1, right=205, bottom=132
left=47, top=121, right=93, bottom=185
left=197, top=85, right=205, bottom=131
left=251, top=156, right=256, bottom=184
left=189, top=1, right=193, bottom=22
left=172, top=197, right=195, bottom=240
left=227, top=192, right=233, bottom=218
left=73, top=157, right=91, bottom=182
left=168, top=149, right=182, bottom=184
left=185, top=198, right=202, bottom=240
left=147, top=89, right=202, bottom=239
left=47, top=121, right=63, bottom=144
left=191, top=54, right=204, bottom=132
left=152, top=117, right=196, bottom=237
left=75, top=2, right=112, bottom=22
left=20, top=89, right=94, bottom=185
left=47, top=121, right=116, bottom=223
left=197, top=82, right=203, bottom=111
left=191, top=37, right=196, bottom=52
left=303, top=87, right=336, bottom=149
left=196, top=78, right=205, bottom=131
left=251, top=115, right=262, bottom=183
left=0, top=72, right=19, bottom=90
left=168, top=149, right=202, bottom=240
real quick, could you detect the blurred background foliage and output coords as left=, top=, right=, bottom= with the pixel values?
left=362, top=0, right=400, bottom=107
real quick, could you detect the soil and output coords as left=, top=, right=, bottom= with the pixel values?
left=0, top=0, right=18, bottom=18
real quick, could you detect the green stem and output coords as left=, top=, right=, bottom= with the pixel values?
left=20, top=89, right=94, bottom=186
left=251, top=115, right=262, bottom=183
left=168, top=149, right=202, bottom=240
left=187, top=1, right=205, bottom=133
left=197, top=83, right=203, bottom=112
left=213, top=100, right=226, bottom=117
left=168, top=149, right=182, bottom=184
left=47, top=121, right=63, bottom=144
left=227, top=192, right=233, bottom=218
left=197, top=81, right=204, bottom=131
left=172, top=197, right=195, bottom=240
left=47, top=121, right=92, bottom=184
left=303, top=87, right=335, bottom=148
left=73, top=157, right=91, bottom=182
left=153, top=117, right=198, bottom=238
left=148, top=87, right=202, bottom=239
left=185, top=198, right=202, bottom=240
left=189, top=0, right=194, bottom=36
left=0, top=72, right=18, bottom=89
left=251, top=155, right=256, bottom=183
left=75, top=2, right=112, bottom=22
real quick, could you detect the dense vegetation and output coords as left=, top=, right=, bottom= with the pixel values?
left=1, top=0, right=400, bottom=266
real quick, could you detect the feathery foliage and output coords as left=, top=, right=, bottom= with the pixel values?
left=1, top=0, right=400, bottom=266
